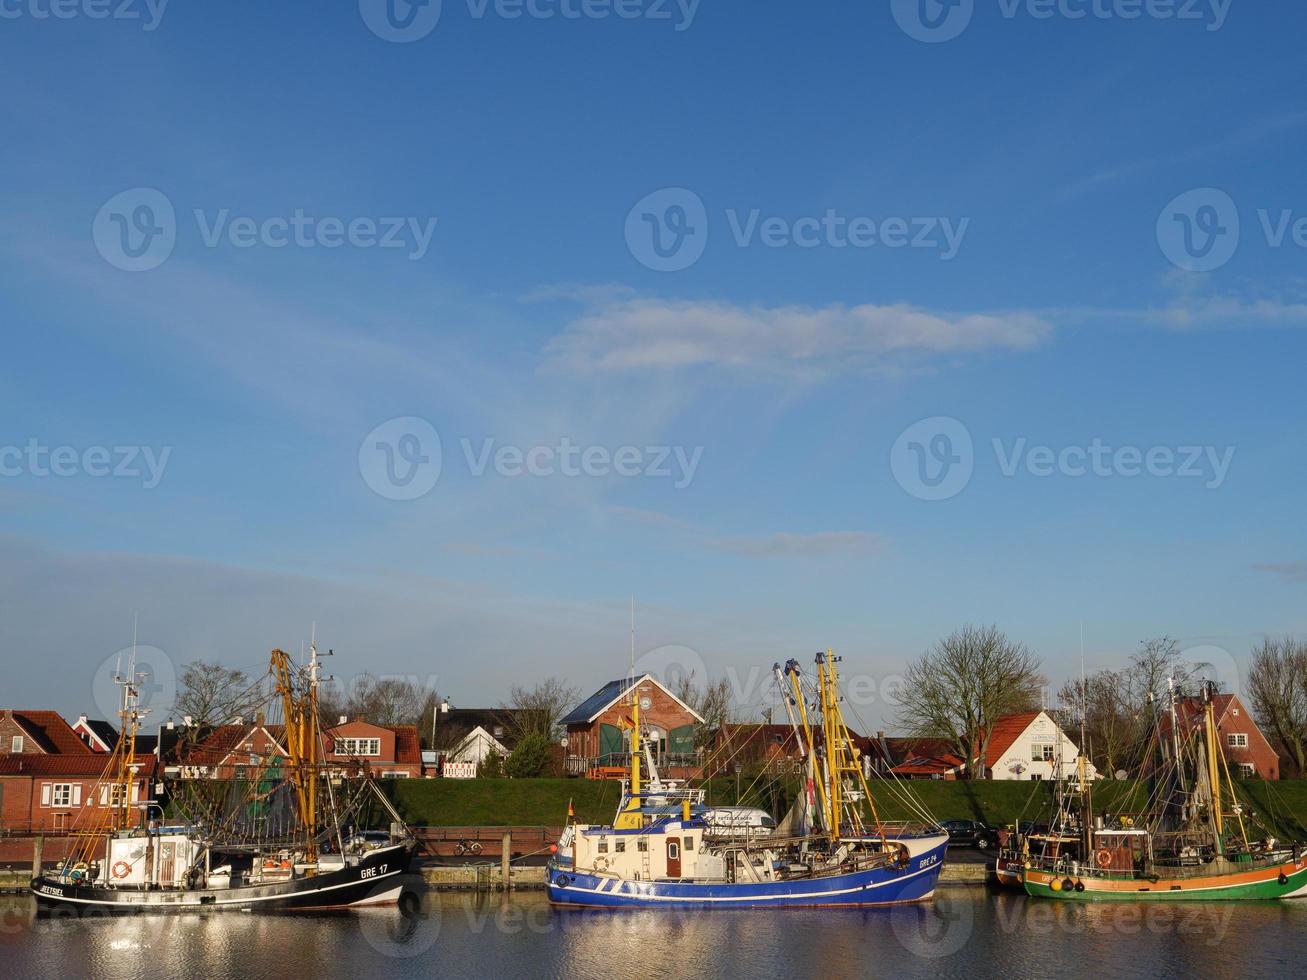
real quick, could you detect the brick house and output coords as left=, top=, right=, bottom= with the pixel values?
left=0, top=709, right=155, bottom=834
left=177, top=718, right=423, bottom=779
left=1160, top=693, right=1280, bottom=780
left=561, top=674, right=703, bottom=779
left=323, top=719, right=423, bottom=778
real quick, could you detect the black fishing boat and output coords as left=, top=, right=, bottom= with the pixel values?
left=32, top=644, right=417, bottom=913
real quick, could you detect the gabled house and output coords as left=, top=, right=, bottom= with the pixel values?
left=561, top=673, right=703, bottom=779
left=886, top=738, right=968, bottom=780
left=1159, top=692, right=1280, bottom=780
left=882, top=713, right=1095, bottom=781
left=975, top=711, right=1095, bottom=781
left=72, top=715, right=120, bottom=754
left=176, top=720, right=288, bottom=779
left=323, top=719, right=423, bottom=778
left=443, top=726, right=511, bottom=776
left=0, top=709, right=93, bottom=758
left=0, top=709, right=155, bottom=833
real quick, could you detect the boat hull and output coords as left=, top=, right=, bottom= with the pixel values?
left=30, top=842, right=416, bottom=914
left=1023, top=854, right=1307, bottom=901
left=548, top=837, right=947, bottom=909
left=993, top=854, right=1024, bottom=891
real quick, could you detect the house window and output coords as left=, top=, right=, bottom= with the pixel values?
left=10, top=736, right=23, bottom=753
left=335, top=737, right=381, bottom=757
left=1227, top=733, right=1248, bottom=748
left=50, top=783, right=75, bottom=807
left=100, top=784, right=127, bottom=806
left=1031, top=742, right=1055, bottom=762
left=1238, top=763, right=1256, bottom=778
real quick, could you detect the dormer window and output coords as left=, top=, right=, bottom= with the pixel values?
left=11, top=736, right=23, bottom=753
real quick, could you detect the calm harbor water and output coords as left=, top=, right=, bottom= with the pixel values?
left=3, top=883, right=1304, bottom=979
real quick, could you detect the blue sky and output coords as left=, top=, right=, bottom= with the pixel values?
left=1, top=1, right=1305, bottom=729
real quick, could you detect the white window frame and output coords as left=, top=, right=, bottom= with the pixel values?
left=46, top=783, right=81, bottom=807
left=1237, top=763, right=1256, bottom=778
left=1031, top=742, right=1055, bottom=762
left=10, top=735, right=23, bottom=753
left=335, top=737, right=382, bottom=757
left=1227, top=733, right=1248, bottom=748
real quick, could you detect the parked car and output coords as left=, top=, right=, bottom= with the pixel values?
left=939, top=819, right=998, bottom=850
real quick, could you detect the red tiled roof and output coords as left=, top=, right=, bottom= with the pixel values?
left=981, top=711, right=1043, bottom=764
left=891, top=756, right=966, bottom=776
left=182, top=724, right=287, bottom=765
left=388, top=725, right=421, bottom=765
left=7, top=710, right=94, bottom=755
left=0, top=754, right=156, bottom=778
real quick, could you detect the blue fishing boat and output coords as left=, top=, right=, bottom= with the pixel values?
left=548, top=651, right=949, bottom=909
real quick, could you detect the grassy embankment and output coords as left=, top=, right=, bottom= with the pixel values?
left=384, top=777, right=1307, bottom=838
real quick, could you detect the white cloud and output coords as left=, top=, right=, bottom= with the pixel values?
left=544, top=296, right=1052, bottom=375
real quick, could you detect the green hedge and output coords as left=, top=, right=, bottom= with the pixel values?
left=379, top=777, right=1307, bottom=835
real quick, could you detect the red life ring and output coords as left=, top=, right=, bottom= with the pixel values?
left=111, top=860, right=133, bottom=879
left=1095, top=849, right=1113, bottom=869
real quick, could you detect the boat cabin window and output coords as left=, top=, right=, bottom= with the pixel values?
left=683, top=836, right=694, bottom=852
left=668, top=842, right=680, bottom=859
left=615, top=841, right=626, bottom=853
left=637, top=839, right=648, bottom=852
left=598, top=838, right=608, bottom=854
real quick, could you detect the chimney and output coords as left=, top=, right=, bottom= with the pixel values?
left=77, top=713, right=88, bottom=726
left=182, top=715, right=193, bottom=727
left=338, top=716, right=347, bottom=726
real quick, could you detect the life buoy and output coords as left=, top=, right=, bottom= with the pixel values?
left=1095, top=849, right=1113, bottom=869
left=111, top=860, right=132, bottom=879
left=555, top=874, right=570, bottom=887
left=593, top=856, right=610, bottom=871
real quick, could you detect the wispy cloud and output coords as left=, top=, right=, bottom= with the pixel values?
left=606, top=505, right=698, bottom=532
left=706, top=531, right=884, bottom=558
left=1252, top=562, right=1307, bottom=584
left=544, top=295, right=1052, bottom=376
left=1060, top=110, right=1307, bottom=199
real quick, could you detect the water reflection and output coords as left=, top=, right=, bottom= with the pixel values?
left=4, top=885, right=1307, bottom=979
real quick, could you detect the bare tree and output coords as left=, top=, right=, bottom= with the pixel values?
left=324, top=673, right=431, bottom=729
left=1247, top=636, right=1307, bottom=776
left=1058, top=669, right=1143, bottom=778
left=673, top=672, right=736, bottom=747
left=504, top=678, right=580, bottom=741
left=175, top=661, right=258, bottom=726
left=896, top=625, right=1043, bottom=779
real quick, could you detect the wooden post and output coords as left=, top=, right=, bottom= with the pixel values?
left=501, top=831, right=511, bottom=892
left=32, top=836, right=43, bottom=877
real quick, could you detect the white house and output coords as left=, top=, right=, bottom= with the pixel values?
left=445, top=725, right=510, bottom=775
left=984, top=710, right=1097, bottom=781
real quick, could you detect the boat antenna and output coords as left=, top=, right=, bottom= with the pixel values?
left=629, top=595, right=636, bottom=682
